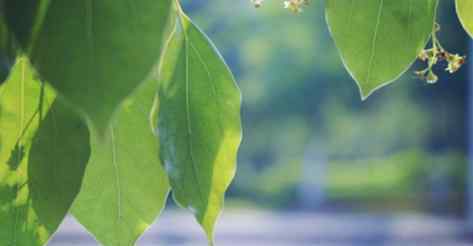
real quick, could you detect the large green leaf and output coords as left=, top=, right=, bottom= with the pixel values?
left=5, top=0, right=172, bottom=134
left=0, top=58, right=90, bottom=245
left=72, top=77, right=170, bottom=246
left=28, top=100, right=91, bottom=242
left=157, top=10, right=242, bottom=243
left=456, top=0, right=473, bottom=38
left=326, top=0, right=437, bottom=99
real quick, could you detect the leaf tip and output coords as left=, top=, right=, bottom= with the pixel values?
left=356, top=78, right=394, bottom=101
left=359, top=89, right=372, bottom=101
left=204, top=229, right=216, bottom=246
left=356, top=81, right=377, bottom=101
left=195, top=212, right=217, bottom=246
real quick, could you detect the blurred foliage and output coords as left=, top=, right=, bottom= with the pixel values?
left=328, top=151, right=466, bottom=208
left=183, top=0, right=470, bottom=214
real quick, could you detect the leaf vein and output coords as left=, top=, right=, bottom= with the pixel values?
left=365, top=0, right=385, bottom=85
left=110, top=127, right=123, bottom=221
left=188, top=41, right=224, bottom=135
left=183, top=34, right=206, bottom=210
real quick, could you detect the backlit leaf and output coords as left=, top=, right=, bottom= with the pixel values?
left=456, top=0, right=473, bottom=38
left=5, top=0, right=173, bottom=134
left=0, top=58, right=90, bottom=246
left=28, top=100, right=91, bottom=242
left=157, top=10, right=242, bottom=244
left=326, top=0, right=437, bottom=99
left=72, top=77, right=170, bottom=246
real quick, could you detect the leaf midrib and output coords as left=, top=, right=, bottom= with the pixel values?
left=10, top=58, right=26, bottom=246
left=183, top=31, right=206, bottom=210
left=365, top=0, right=385, bottom=85
left=110, top=127, right=123, bottom=222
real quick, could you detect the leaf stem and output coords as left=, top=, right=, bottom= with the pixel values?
left=174, top=0, right=188, bottom=26
left=27, top=0, right=52, bottom=55
left=431, top=0, right=441, bottom=51
left=38, top=81, right=45, bottom=121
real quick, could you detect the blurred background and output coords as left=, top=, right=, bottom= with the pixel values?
left=51, top=1, right=473, bottom=245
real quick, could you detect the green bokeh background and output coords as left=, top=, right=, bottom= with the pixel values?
left=182, top=0, right=469, bottom=215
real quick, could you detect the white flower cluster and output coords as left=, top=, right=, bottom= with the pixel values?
left=284, top=0, right=310, bottom=13
left=415, top=24, right=466, bottom=84
left=251, top=0, right=310, bottom=14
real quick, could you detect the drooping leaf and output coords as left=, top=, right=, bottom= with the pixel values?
left=5, top=0, right=173, bottom=134
left=72, top=77, right=170, bottom=246
left=0, top=58, right=90, bottom=246
left=28, top=100, right=91, bottom=241
left=456, top=0, right=473, bottom=38
left=326, top=0, right=437, bottom=99
left=157, top=10, right=242, bottom=243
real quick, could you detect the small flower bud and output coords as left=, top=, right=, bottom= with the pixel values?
left=445, top=54, right=466, bottom=74
left=426, top=71, right=438, bottom=84
left=284, top=0, right=309, bottom=14
left=418, top=50, right=429, bottom=61
left=414, top=70, right=427, bottom=79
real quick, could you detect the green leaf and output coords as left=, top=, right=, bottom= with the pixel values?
left=326, top=0, right=437, bottom=99
left=456, top=0, right=473, bottom=38
left=28, top=100, right=91, bottom=242
left=157, top=10, right=242, bottom=243
left=71, top=77, right=170, bottom=246
left=5, top=0, right=173, bottom=134
left=0, top=58, right=90, bottom=246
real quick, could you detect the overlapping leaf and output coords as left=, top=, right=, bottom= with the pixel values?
left=456, top=0, right=473, bottom=38
left=157, top=9, right=242, bottom=243
left=5, top=0, right=173, bottom=134
left=0, top=58, right=90, bottom=246
left=326, top=0, right=437, bottom=99
left=72, top=77, right=170, bottom=246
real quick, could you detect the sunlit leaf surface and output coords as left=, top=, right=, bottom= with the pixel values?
left=72, top=77, right=170, bottom=246
left=157, top=10, right=242, bottom=243
left=456, top=0, right=473, bottom=38
left=0, top=58, right=90, bottom=246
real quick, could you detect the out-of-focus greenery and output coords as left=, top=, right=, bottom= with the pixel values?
left=183, top=1, right=470, bottom=214
left=328, top=151, right=466, bottom=202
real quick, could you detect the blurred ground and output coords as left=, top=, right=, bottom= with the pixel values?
left=49, top=209, right=471, bottom=246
